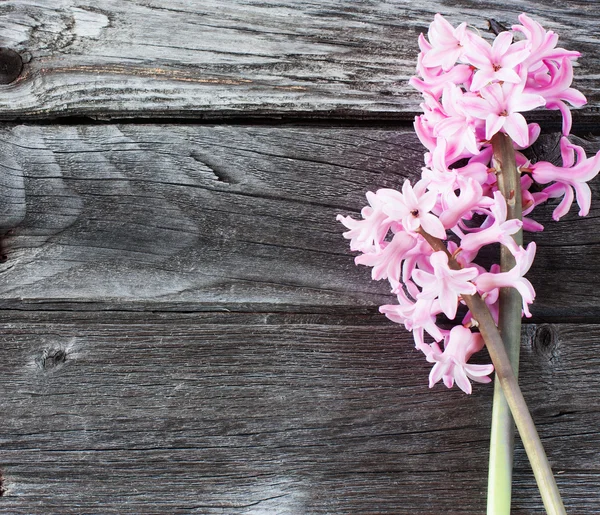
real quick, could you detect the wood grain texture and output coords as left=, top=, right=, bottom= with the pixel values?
left=0, top=1, right=598, bottom=119
left=0, top=125, right=599, bottom=320
left=0, top=312, right=598, bottom=514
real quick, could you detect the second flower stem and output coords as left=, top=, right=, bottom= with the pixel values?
left=417, top=227, right=566, bottom=514
left=487, top=133, right=524, bottom=514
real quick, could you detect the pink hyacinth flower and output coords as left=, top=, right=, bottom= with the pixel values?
left=435, top=83, right=482, bottom=157
left=337, top=190, right=392, bottom=253
left=465, top=31, right=530, bottom=91
left=355, top=231, right=417, bottom=286
left=438, top=176, right=489, bottom=229
left=380, top=295, right=444, bottom=348
left=382, top=180, right=447, bottom=239
left=425, top=325, right=494, bottom=394
left=531, top=137, right=600, bottom=218
left=475, top=242, right=537, bottom=317
left=461, top=81, right=545, bottom=147
left=459, top=191, right=523, bottom=258
left=421, top=14, right=469, bottom=71
left=413, top=251, right=478, bottom=319
left=512, top=13, right=580, bottom=69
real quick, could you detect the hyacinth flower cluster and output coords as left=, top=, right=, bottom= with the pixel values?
left=338, top=14, right=600, bottom=394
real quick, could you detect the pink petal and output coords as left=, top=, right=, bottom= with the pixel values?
left=502, top=113, right=529, bottom=147
left=491, top=31, right=513, bottom=56
left=429, top=361, right=450, bottom=388
left=402, top=180, right=419, bottom=207
left=493, top=67, right=522, bottom=84
left=470, top=70, right=496, bottom=92
left=420, top=213, right=447, bottom=239
left=509, top=92, right=546, bottom=113
left=461, top=94, right=493, bottom=119
left=551, top=186, right=574, bottom=221
left=573, top=182, right=592, bottom=216
left=420, top=190, right=438, bottom=213
left=464, top=364, right=495, bottom=379
left=454, top=366, right=472, bottom=394
left=422, top=46, right=462, bottom=71
left=485, top=113, right=505, bottom=141
left=500, top=45, right=531, bottom=69
left=438, top=288, right=458, bottom=319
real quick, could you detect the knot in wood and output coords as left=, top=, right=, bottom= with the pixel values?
left=532, top=324, right=559, bottom=361
left=37, top=348, right=68, bottom=370
left=0, top=48, right=23, bottom=85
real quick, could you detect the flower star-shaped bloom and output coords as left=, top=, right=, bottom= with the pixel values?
left=421, top=13, right=469, bottom=71
left=438, top=176, right=489, bottom=230
left=512, top=13, right=580, bottom=69
left=531, top=137, right=600, bottom=219
left=434, top=84, right=481, bottom=157
left=475, top=242, right=537, bottom=317
left=413, top=251, right=478, bottom=319
left=425, top=325, right=494, bottom=394
left=380, top=294, right=444, bottom=348
left=382, top=180, right=446, bottom=239
left=337, top=190, right=393, bottom=253
left=465, top=31, right=530, bottom=91
left=459, top=190, right=523, bottom=259
left=461, top=81, right=546, bottom=147
left=355, top=231, right=417, bottom=286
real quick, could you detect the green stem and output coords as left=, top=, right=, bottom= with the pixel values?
left=417, top=230, right=566, bottom=514
left=487, top=133, right=524, bottom=514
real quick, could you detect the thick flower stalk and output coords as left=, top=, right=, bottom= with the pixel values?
left=338, top=12, right=600, bottom=514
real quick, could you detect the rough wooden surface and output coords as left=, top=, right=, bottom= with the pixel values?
left=0, top=311, right=598, bottom=514
left=2, top=2, right=600, bottom=513
left=0, top=1, right=598, bottom=119
left=0, top=125, right=598, bottom=321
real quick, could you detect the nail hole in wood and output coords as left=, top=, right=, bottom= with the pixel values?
left=0, top=48, right=23, bottom=85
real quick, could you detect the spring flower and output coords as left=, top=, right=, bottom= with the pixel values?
left=465, top=31, right=530, bottom=91
left=425, top=325, right=495, bottom=394
left=382, top=180, right=446, bottom=238
left=530, top=137, right=600, bottom=218
left=460, top=81, right=546, bottom=147
left=413, top=251, right=478, bottom=319
left=338, top=13, right=600, bottom=392
left=421, top=14, right=469, bottom=71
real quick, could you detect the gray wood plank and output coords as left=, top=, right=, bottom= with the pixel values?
left=0, top=1, right=598, bottom=119
left=0, top=125, right=599, bottom=320
left=0, top=312, right=598, bottom=513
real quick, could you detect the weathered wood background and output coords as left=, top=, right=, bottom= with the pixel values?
left=0, top=1, right=599, bottom=513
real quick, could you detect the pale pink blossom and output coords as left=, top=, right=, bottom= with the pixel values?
left=526, top=58, right=587, bottom=135
left=531, top=137, right=600, bottom=218
left=421, top=14, right=469, bottom=71
left=339, top=14, right=599, bottom=393
left=383, top=180, right=447, bottom=239
left=512, top=13, right=580, bottom=69
left=475, top=242, right=537, bottom=317
left=435, top=83, right=481, bottom=156
left=413, top=251, right=478, bottom=319
left=337, top=192, right=392, bottom=253
left=459, top=191, right=523, bottom=258
left=410, top=61, right=473, bottom=100
left=425, top=325, right=494, bottom=394
left=438, top=177, right=489, bottom=229
left=380, top=295, right=444, bottom=347
left=355, top=231, right=417, bottom=286
left=461, top=81, right=545, bottom=147
left=465, top=31, right=530, bottom=91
